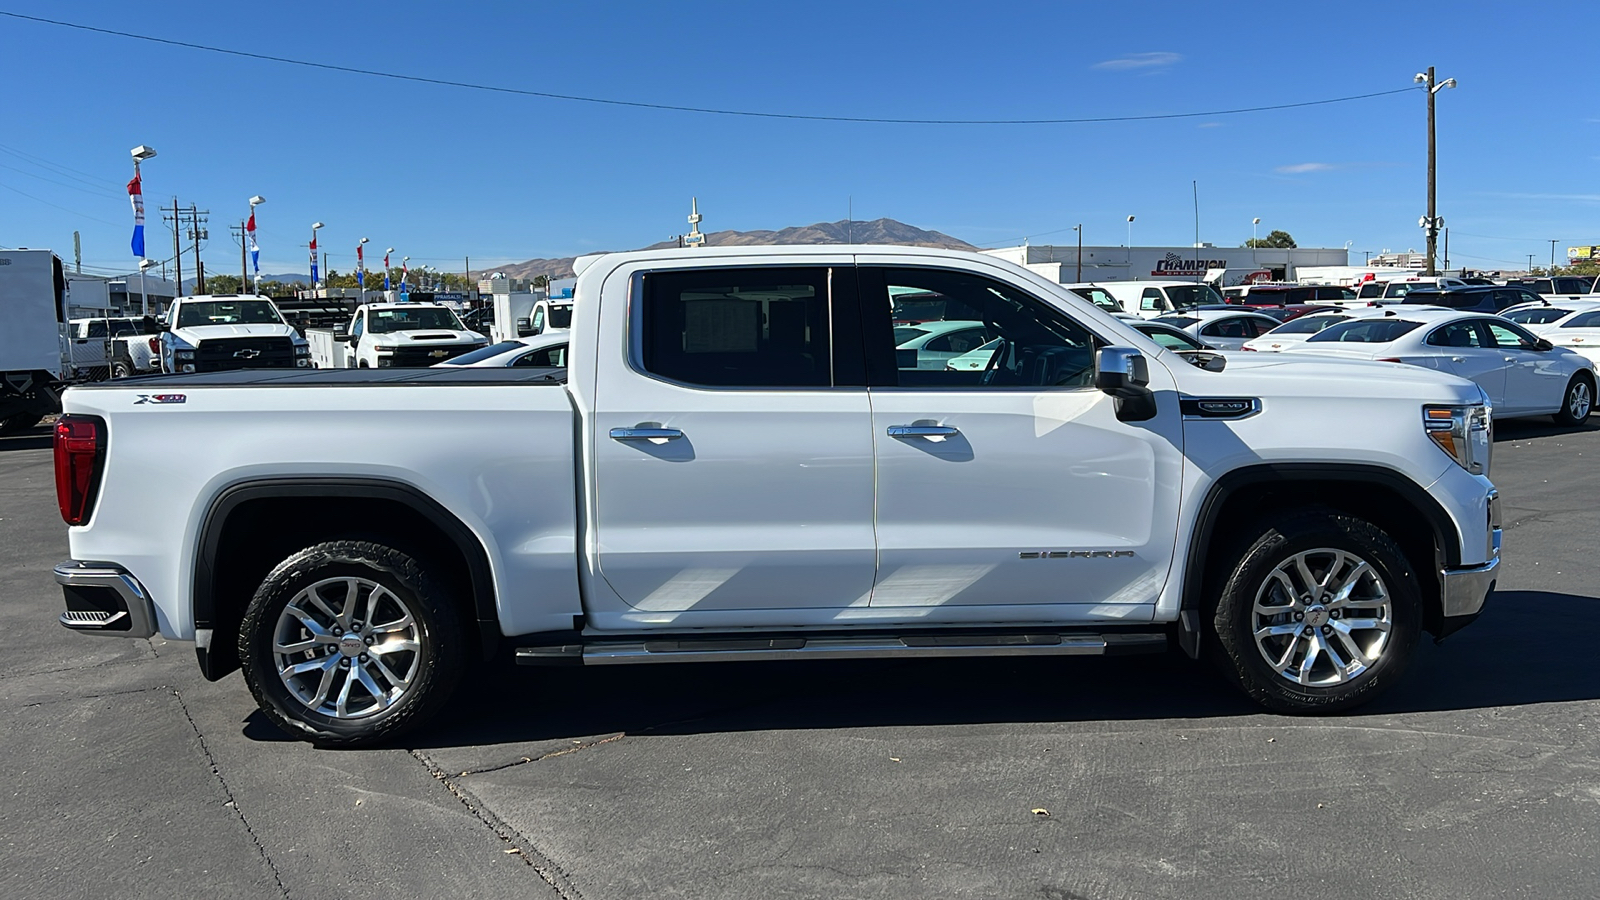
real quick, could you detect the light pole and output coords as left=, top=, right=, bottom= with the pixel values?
left=1073, top=224, right=1083, bottom=282
left=1252, top=217, right=1261, bottom=266
left=1550, top=240, right=1560, bottom=273
left=244, top=195, right=264, bottom=292
left=1126, top=215, right=1134, bottom=248
left=310, top=222, right=324, bottom=291
left=1415, top=67, right=1457, bottom=275
left=358, top=237, right=370, bottom=297
left=129, top=146, right=155, bottom=265
left=137, top=257, right=157, bottom=316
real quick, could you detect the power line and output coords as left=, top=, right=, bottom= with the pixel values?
left=0, top=160, right=116, bottom=197
left=0, top=179, right=122, bottom=226
left=0, top=10, right=1421, bottom=126
left=0, top=140, right=123, bottom=191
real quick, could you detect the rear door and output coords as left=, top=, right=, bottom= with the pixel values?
left=590, top=262, right=877, bottom=613
left=857, top=261, right=1184, bottom=616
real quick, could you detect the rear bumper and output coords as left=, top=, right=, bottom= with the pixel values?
left=54, top=561, right=157, bottom=638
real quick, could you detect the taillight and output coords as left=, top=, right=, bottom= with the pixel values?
left=1241, top=346, right=1257, bottom=351
left=54, top=415, right=106, bottom=526
left=148, top=336, right=160, bottom=353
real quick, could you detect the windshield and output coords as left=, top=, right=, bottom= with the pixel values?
left=546, top=304, right=574, bottom=329
left=1384, top=282, right=1425, bottom=298
left=1357, top=283, right=1385, bottom=298
left=1503, top=307, right=1569, bottom=325
left=1068, top=287, right=1122, bottom=312
left=1166, top=285, right=1225, bottom=309
left=1268, top=315, right=1351, bottom=335
left=1307, top=319, right=1423, bottom=343
left=368, top=306, right=465, bottom=333
left=1151, top=315, right=1199, bottom=329
left=175, top=299, right=284, bottom=328
left=445, top=340, right=525, bottom=365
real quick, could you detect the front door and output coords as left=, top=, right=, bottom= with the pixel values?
left=1425, top=319, right=1506, bottom=406
left=591, top=263, right=877, bottom=614
left=1485, top=319, right=1562, bottom=415
left=857, top=262, right=1185, bottom=615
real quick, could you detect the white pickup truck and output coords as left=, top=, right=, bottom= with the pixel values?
left=53, top=245, right=1501, bottom=746
left=306, top=302, right=487, bottom=369
left=160, top=294, right=311, bottom=374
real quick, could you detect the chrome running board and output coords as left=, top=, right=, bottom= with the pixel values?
left=516, top=631, right=1167, bottom=666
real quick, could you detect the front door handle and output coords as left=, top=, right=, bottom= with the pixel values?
left=1450, top=356, right=1466, bottom=363
left=610, top=426, right=683, bottom=443
left=887, top=424, right=960, bottom=440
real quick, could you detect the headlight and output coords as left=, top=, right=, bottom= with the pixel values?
left=294, top=344, right=310, bottom=357
left=375, top=346, right=395, bottom=354
left=1424, top=404, right=1491, bottom=475
left=175, top=349, right=196, bottom=361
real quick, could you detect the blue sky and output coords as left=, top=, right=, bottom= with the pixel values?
left=0, top=1, right=1594, bottom=278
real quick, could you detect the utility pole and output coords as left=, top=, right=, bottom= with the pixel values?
left=73, top=231, right=81, bottom=273
left=163, top=198, right=183, bottom=295
left=231, top=220, right=248, bottom=289
left=1418, top=66, right=1456, bottom=276
left=1550, top=240, right=1560, bottom=273
left=1527, top=254, right=1535, bottom=274
left=1074, top=224, right=1083, bottom=281
left=188, top=203, right=210, bottom=294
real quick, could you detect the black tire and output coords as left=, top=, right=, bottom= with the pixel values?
left=0, top=413, right=44, bottom=435
left=1552, top=373, right=1593, bottom=426
left=111, top=359, right=132, bottom=379
left=1207, top=509, right=1420, bottom=714
left=238, top=540, right=467, bottom=747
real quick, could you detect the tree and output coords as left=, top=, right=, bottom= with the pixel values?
left=203, top=273, right=246, bottom=294
left=1244, top=230, right=1297, bottom=249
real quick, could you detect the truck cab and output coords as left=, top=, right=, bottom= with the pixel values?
left=1093, top=280, right=1228, bottom=318
left=160, top=294, right=310, bottom=373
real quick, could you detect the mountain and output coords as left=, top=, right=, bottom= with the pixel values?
left=486, top=218, right=977, bottom=282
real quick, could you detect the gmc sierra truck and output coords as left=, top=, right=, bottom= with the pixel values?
left=53, top=245, right=1501, bottom=746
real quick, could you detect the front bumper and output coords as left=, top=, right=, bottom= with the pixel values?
left=55, top=561, right=157, bottom=638
left=1435, top=490, right=1500, bottom=637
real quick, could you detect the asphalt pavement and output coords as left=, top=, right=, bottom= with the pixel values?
left=2, top=417, right=1597, bottom=899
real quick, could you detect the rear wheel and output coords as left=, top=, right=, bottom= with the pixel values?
left=238, top=541, right=466, bottom=746
left=111, top=359, right=133, bottom=379
left=1208, top=510, right=1420, bottom=713
left=1553, top=373, right=1593, bottom=426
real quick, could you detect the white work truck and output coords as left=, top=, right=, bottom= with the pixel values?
left=307, top=301, right=487, bottom=368
left=160, top=294, right=310, bottom=374
left=53, top=245, right=1501, bottom=746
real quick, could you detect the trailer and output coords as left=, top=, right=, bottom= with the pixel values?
left=0, top=249, right=70, bottom=433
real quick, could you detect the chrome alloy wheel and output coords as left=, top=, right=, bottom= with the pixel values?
left=1569, top=380, right=1592, bottom=421
left=272, top=577, right=423, bottom=719
left=1251, top=549, right=1392, bottom=687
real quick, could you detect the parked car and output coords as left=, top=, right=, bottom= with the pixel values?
left=1222, top=285, right=1356, bottom=306
left=1149, top=310, right=1284, bottom=350
left=945, top=320, right=1213, bottom=373
left=1354, top=277, right=1471, bottom=304
left=893, top=319, right=994, bottom=370
left=54, top=244, right=1501, bottom=745
left=1510, top=276, right=1597, bottom=298
left=434, top=332, right=569, bottom=369
left=1499, top=299, right=1600, bottom=367
left=1402, top=285, right=1542, bottom=314
left=1499, top=298, right=1600, bottom=329
left=1240, top=308, right=1392, bottom=352
left=1284, top=308, right=1595, bottom=424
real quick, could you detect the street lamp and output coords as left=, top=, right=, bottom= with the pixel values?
left=1126, top=215, right=1135, bottom=248
left=385, top=247, right=395, bottom=292
left=137, top=257, right=158, bottom=316
left=1252, top=217, right=1261, bottom=265
left=310, top=222, right=325, bottom=290
left=1072, top=225, right=1084, bottom=282
left=243, top=195, right=265, bottom=292
left=1415, top=67, right=1457, bottom=275
left=1550, top=239, right=1560, bottom=273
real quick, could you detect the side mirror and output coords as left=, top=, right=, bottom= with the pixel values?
left=1532, top=338, right=1553, bottom=351
left=336, top=333, right=354, bottom=344
left=1095, top=347, right=1157, bottom=422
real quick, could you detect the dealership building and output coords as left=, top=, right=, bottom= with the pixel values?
left=981, top=243, right=1349, bottom=284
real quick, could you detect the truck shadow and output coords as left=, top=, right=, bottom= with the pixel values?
left=0, top=426, right=51, bottom=452
left=368, top=588, right=1599, bottom=750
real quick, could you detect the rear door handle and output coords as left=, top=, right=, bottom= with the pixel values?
left=610, top=427, right=683, bottom=443
left=887, top=424, right=960, bottom=440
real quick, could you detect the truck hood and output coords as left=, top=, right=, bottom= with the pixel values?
left=172, top=323, right=302, bottom=341
left=1174, top=350, right=1487, bottom=405
left=366, top=330, right=485, bottom=346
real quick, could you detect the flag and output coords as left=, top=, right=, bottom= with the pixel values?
left=127, top=171, right=145, bottom=258
left=357, top=243, right=365, bottom=288
left=309, top=234, right=319, bottom=286
left=401, top=259, right=408, bottom=288
left=246, top=212, right=260, bottom=287
left=383, top=250, right=390, bottom=291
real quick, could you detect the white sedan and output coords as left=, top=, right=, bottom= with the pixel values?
left=1501, top=299, right=1600, bottom=367
left=1283, top=308, right=1595, bottom=424
left=893, top=320, right=992, bottom=370
left=433, top=331, right=568, bottom=368
left=1149, top=310, right=1284, bottom=351
left=1241, top=307, right=1393, bottom=352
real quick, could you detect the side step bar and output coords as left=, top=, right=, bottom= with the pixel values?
left=516, top=631, right=1167, bottom=666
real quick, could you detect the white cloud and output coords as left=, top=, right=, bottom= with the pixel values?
left=1092, top=52, right=1181, bottom=71
left=1275, top=162, right=1338, bottom=174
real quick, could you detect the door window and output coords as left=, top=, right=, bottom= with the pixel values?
left=513, top=344, right=567, bottom=367
left=639, top=267, right=832, bottom=388
left=1140, top=288, right=1165, bottom=311
left=350, top=313, right=365, bottom=339
left=86, top=320, right=108, bottom=338
left=1484, top=321, right=1538, bottom=349
left=1201, top=317, right=1251, bottom=339
left=1425, top=321, right=1483, bottom=348
left=867, top=268, right=1099, bottom=388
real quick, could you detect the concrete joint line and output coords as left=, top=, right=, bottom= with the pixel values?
left=410, top=747, right=589, bottom=900
left=170, top=689, right=292, bottom=899
left=455, top=732, right=628, bottom=777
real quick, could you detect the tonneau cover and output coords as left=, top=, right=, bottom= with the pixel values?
left=71, top=366, right=566, bottom=389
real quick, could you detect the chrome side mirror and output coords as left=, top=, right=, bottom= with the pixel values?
left=1095, top=347, right=1157, bottom=422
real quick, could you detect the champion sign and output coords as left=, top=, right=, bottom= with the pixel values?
left=1151, top=252, right=1229, bottom=277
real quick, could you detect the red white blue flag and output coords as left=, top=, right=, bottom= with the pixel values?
left=309, top=233, right=319, bottom=286
left=127, top=171, right=145, bottom=257
left=246, top=212, right=259, bottom=286
left=383, top=250, right=391, bottom=291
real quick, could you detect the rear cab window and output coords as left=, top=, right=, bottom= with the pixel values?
left=640, top=267, right=834, bottom=388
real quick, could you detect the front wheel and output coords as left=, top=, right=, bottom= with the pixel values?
left=1208, top=510, right=1420, bottom=714
left=1552, top=374, right=1593, bottom=426
left=238, top=541, right=466, bottom=747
